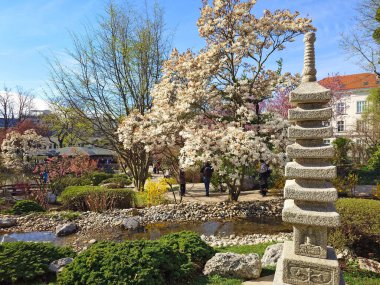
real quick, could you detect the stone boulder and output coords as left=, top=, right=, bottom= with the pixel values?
left=0, top=234, right=17, bottom=243
left=0, top=217, right=17, bottom=228
left=122, top=216, right=142, bottom=230
left=203, top=252, right=261, bottom=279
left=358, top=258, right=380, bottom=274
left=47, top=192, right=57, bottom=204
left=261, top=243, right=283, bottom=267
left=56, top=223, right=78, bottom=237
left=48, top=257, right=74, bottom=273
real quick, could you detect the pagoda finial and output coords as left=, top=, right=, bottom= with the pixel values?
left=302, top=32, right=317, bottom=82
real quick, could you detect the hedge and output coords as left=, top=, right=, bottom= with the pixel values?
left=329, top=198, right=380, bottom=250
left=90, top=172, right=113, bottom=186
left=60, top=186, right=135, bottom=211
left=0, top=242, right=75, bottom=284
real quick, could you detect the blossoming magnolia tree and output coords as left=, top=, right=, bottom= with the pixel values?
left=119, top=0, right=315, bottom=200
left=1, top=129, right=47, bottom=172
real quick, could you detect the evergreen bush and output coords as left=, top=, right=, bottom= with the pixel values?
left=0, top=242, right=75, bottom=283
left=58, top=240, right=193, bottom=285
left=12, top=200, right=45, bottom=215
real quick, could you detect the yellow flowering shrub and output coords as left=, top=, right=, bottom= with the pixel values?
left=144, top=178, right=173, bottom=206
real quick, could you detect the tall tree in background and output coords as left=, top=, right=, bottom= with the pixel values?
left=360, top=87, right=380, bottom=151
left=42, top=105, right=93, bottom=148
left=341, top=0, right=380, bottom=75
left=0, top=86, right=34, bottom=129
left=48, top=2, right=170, bottom=190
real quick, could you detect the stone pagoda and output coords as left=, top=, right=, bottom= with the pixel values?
left=273, top=32, right=344, bottom=285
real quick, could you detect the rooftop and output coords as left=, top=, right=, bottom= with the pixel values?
left=319, top=73, right=380, bottom=91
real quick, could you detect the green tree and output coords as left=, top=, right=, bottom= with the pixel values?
left=47, top=2, right=170, bottom=190
left=359, top=87, right=380, bottom=153
left=332, top=137, right=352, bottom=166
left=42, top=105, right=92, bottom=148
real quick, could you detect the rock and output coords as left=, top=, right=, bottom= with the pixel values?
left=261, top=243, right=283, bottom=267
left=0, top=217, right=17, bottom=228
left=203, top=252, right=261, bottom=279
left=358, top=258, right=380, bottom=274
left=122, top=216, right=142, bottom=230
left=48, top=257, right=73, bottom=273
left=89, top=239, right=97, bottom=244
left=1, top=234, right=17, bottom=243
left=56, top=223, right=78, bottom=237
left=47, top=192, right=57, bottom=204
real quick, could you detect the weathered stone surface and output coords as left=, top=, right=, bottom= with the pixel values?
left=287, top=144, right=334, bottom=159
left=284, top=180, right=337, bottom=202
left=48, top=257, right=74, bottom=273
left=203, top=252, right=261, bottom=280
left=282, top=241, right=340, bottom=285
left=282, top=200, right=340, bottom=227
left=275, top=31, right=343, bottom=285
left=294, top=225, right=327, bottom=258
left=358, top=258, right=380, bottom=274
left=56, top=223, right=78, bottom=237
left=288, top=107, right=332, bottom=121
left=261, top=243, right=283, bottom=267
left=0, top=217, right=17, bottom=228
left=0, top=234, right=17, bottom=243
left=288, top=126, right=333, bottom=139
left=290, top=82, right=331, bottom=103
left=122, top=216, right=142, bottom=230
left=285, top=162, right=336, bottom=180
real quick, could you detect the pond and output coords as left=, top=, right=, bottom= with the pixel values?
left=1, top=216, right=291, bottom=246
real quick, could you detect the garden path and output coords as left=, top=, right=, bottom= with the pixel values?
left=164, top=182, right=278, bottom=203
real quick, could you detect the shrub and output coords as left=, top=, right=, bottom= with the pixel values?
left=91, top=172, right=113, bottom=186
left=368, top=146, right=380, bottom=170
left=12, top=200, right=45, bottom=215
left=60, top=186, right=135, bottom=211
left=144, top=178, right=169, bottom=206
left=100, top=176, right=132, bottom=188
left=329, top=198, right=380, bottom=250
left=58, top=240, right=193, bottom=285
left=51, top=176, right=92, bottom=195
left=0, top=241, right=75, bottom=283
left=160, top=231, right=215, bottom=267
left=372, top=183, right=380, bottom=200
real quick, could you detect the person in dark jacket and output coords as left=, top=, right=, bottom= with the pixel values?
left=179, top=169, right=186, bottom=197
left=202, top=162, right=213, bottom=197
left=259, top=160, right=270, bottom=196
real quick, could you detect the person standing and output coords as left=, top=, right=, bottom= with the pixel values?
left=179, top=169, right=186, bottom=197
left=202, top=162, right=213, bottom=197
left=259, top=160, right=270, bottom=196
left=43, top=170, right=49, bottom=184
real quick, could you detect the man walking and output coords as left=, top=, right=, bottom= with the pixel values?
left=202, top=162, right=213, bottom=197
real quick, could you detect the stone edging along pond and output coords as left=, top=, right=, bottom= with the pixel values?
left=1, top=199, right=284, bottom=233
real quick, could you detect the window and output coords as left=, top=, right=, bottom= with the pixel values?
left=357, top=120, right=366, bottom=132
left=322, top=121, right=330, bottom=127
left=356, top=101, right=367, bottom=113
left=323, top=139, right=331, bottom=145
left=337, top=121, right=345, bottom=132
left=337, top=102, right=345, bottom=114
left=363, top=81, right=369, bottom=86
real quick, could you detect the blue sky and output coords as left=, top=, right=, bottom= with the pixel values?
left=0, top=0, right=362, bottom=106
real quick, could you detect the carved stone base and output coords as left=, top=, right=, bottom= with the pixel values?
left=273, top=241, right=344, bottom=285
left=294, top=225, right=327, bottom=258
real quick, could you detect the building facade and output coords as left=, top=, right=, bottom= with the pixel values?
left=319, top=73, right=380, bottom=142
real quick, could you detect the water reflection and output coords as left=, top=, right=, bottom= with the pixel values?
left=0, top=216, right=291, bottom=246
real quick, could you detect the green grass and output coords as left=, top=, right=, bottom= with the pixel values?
left=343, top=265, right=380, bottom=285
left=216, top=242, right=275, bottom=257
left=189, top=275, right=242, bottom=285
